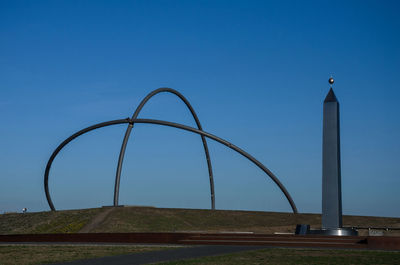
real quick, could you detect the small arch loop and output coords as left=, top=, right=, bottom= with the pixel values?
left=114, top=88, right=215, bottom=209
left=44, top=119, right=130, bottom=211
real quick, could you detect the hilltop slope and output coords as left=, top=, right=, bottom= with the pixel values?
left=1, top=206, right=399, bottom=235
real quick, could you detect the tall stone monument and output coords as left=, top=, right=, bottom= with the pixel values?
left=322, top=77, right=342, bottom=229
left=295, top=77, right=357, bottom=236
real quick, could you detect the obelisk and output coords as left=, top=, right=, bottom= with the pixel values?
left=322, top=77, right=343, bottom=229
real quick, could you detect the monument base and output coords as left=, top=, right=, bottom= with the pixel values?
left=295, top=224, right=358, bottom=236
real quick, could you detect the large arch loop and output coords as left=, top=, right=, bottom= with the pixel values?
left=44, top=117, right=298, bottom=214
left=114, top=88, right=215, bottom=209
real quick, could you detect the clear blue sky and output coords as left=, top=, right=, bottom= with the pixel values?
left=1, top=0, right=399, bottom=217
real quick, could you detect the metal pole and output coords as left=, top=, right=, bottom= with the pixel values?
left=113, top=124, right=132, bottom=206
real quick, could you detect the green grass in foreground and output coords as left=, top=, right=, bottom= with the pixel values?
left=161, top=248, right=400, bottom=265
left=0, top=244, right=168, bottom=265
left=1, top=245, right=399, bottom=265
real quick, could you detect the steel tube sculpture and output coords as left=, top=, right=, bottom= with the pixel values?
left=114, top=88, right=215, bottom=209
left=44, top=88, right=298, bottom=213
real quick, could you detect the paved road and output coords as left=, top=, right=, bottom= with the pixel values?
left=52, top=245, right=265, bottom=265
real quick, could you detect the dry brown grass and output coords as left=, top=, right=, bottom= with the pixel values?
left=0, top=208, right=102, bottom=234
left=90, top=206, right=400, bottom=235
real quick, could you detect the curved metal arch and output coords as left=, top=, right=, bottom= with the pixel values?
left=44, top=117, right=298, bottom=214
left=114, top=88, right=215, bottom=209
left=44, top=118, right=130, bottom=211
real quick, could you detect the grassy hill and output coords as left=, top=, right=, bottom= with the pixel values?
left=1, top=206, right=399, bottom=235
left=0, top=208, right=101, bottom=234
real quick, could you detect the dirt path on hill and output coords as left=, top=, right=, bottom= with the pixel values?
left=79, top=208, right=116, bottom=233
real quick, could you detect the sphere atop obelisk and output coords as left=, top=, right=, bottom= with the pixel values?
left=325, top=77, right=338, bottom=103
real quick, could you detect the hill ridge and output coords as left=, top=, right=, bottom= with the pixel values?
left=1, top=206, right=399, bottom=236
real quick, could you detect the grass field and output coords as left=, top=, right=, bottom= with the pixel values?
left=1, top=206, right=400, bottom=235
left=1, top=245, right=399, bottom=265
left=1, top=207, right=399, bottom=264
left=161, top=248, right=400, bottom=265
left=0, top=244, right=170, bottom=265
